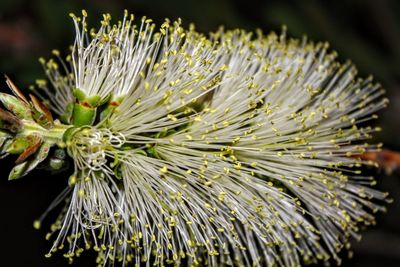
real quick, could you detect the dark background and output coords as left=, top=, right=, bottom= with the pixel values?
left=1, top=0, right=400, bottom=266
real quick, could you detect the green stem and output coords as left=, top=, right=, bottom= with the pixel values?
left=21, top=120, right=72, bottom=145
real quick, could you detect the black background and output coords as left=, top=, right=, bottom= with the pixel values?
left=0, top=0, right=400, bottom=266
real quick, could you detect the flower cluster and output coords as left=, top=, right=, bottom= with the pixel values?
left=1, top=10, right=389, bottom=267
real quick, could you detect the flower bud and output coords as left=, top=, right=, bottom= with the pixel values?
left=72, top=102, right=96, bottom=126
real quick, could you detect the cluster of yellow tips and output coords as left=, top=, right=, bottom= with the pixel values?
left=22, top=10, right=390, bottom=267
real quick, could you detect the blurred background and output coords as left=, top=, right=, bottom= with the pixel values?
left=0, top=0, right=399, bottom=266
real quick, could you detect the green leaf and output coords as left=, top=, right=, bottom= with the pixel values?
left=0, top=107, right=23, bottom=133
left=0, top=135, right=10, bottom=150
left=8, top=141, right=51, bottom=180
left=59, top=103, right=74, bottom=124
left=0, top=93, right=32, bottom=120
left=0, top=138, right=12, bottom=154
left=6, top=137, right=30, bottom=154
left=0, top=130, right=10, bottom=139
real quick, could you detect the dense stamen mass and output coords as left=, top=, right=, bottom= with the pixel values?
left=1, top=9, right=390, bottom=267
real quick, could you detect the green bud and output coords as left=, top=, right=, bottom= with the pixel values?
left=49, top=158, right=65, bottom=170
left=9, top=162, right=29, bottom=180
left=72, top=88, right=87, bottom=102
left=53, top=148, right=66, bottom=160
left=49, top=148, right=66, bottom=170
left=85, top=95, right=101, bottom=107
left=72, top=103, right=96, bottom=126
left=0, top=93, right=32, bottom=119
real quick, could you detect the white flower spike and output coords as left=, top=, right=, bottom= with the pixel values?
left=1, top=10, right=390, bottom=267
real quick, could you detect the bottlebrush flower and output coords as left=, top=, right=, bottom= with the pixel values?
left=1, top=10, right=390, bottom=267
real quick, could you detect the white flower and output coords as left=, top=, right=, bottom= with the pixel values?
left=26, top=10, right=389, bottom=267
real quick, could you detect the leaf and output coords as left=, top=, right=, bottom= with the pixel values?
left=9, top=141, right=51, bottom=180
left=59, top=103, right=73, bottom=124
left=0, top=138, right=12, bottom=155
left=0, top=137, right=7, bottom=148
left=15, top=136, right=42, bottom=164
left=0, top=130, right=10, bottom=140
left=0, top=132, right=10, bottom=150
left=4, top=75, right=29, bottom=104
left=0, top=107, right=22, bottom=133
left=0, top=93, right=32, bottom=120
left=6, top=137, right=29, bottom=154
left=29, top=94, right=54, bottom=128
